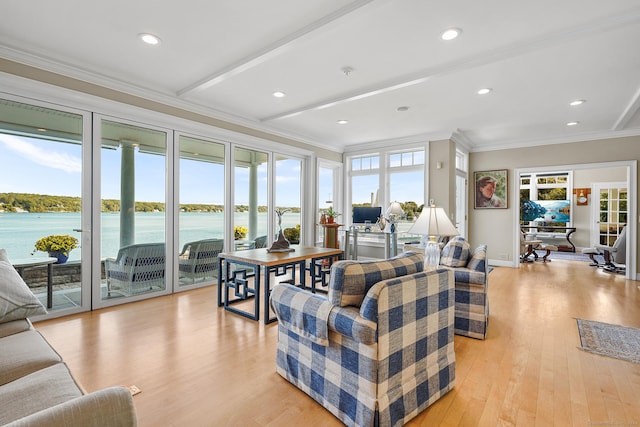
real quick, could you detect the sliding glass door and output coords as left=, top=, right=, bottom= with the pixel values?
left=177, top=135, right=225, bottom=288
left=96, top=118, right=170, bottom=306
left=0, top=97, right=91, bottom=315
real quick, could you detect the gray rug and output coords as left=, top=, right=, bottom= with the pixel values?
left=576, top=318, right=640, bottom=364
left=535, top=250, right=590, bottom=262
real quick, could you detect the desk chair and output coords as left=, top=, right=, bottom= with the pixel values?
left=592, top=226, right=626, bottom=273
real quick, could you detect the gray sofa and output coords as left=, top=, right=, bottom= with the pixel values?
left=0, top=248, right=137, bottom=426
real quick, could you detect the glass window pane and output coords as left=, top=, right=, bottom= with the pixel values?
left=276, top=156, right=301, bottom=244
left=352, top=174, right=379, bottom=206
left=401, top=152, right=412, bottom=166
left=371, top=156, right=379, bottom=169
left=234, top=147, right=268, bottom=248
left=389, top=153, right=401, bottom=167
left=390, top=170, right=424, bottom=228
left=178, top=136, right=225, bottom=286
left=0, top=99, right=84, bottom=311
left=101, top=119, right=167, bottom=300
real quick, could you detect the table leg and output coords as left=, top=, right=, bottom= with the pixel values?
left=217, top=257, right=224, bottom=307
left=223, top=261, right=260, bottom=321
left=47, top=263, right=53, bottom=309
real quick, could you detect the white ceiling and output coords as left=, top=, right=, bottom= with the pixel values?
left=1, top=0, right=640, bottom=153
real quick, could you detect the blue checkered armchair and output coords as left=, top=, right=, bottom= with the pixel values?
left=439, top=236, right=489, bottom=340
left=270, top=252, right=456, bottom=427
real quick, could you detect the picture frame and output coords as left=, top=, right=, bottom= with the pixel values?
left=474, top=169, right=508, bottom=209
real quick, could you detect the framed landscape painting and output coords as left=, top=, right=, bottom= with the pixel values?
left=474, top=169, right=507, bottom=209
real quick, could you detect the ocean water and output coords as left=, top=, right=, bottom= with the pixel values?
left=0, top=211, right=301, bottom=261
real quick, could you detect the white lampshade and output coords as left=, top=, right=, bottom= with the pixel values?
left=407, top=205, right=458, bottom=237
left=385, top=201, right=404, bottom=218
left=407, top=205, right=458, bottom=269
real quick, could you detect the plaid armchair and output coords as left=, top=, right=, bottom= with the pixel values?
left=440, top=236, right=489, bottom=339
left=270, top=252, right=456, bottom=427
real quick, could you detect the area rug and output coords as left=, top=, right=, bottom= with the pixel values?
left=535, top=250, right=590, bottom=262
left=576, top=318, right=640, bottom=364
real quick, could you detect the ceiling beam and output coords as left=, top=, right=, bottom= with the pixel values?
left=613, top=85, right=640, bottom=131
left=177, top=0, right=377, bottom=97
left=261, top=8, right=640, bottom=122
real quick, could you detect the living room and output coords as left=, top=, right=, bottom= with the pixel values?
left=2, top=1, right=640, bottom=425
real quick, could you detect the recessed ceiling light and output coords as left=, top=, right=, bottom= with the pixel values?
left=567, top=121, right=580, bottom=126
left=396, top=106, right=410, bottom=112
left=477, top=88, right=492, bottom=95
left=337, top=120, right=348, bottom=125
left=139, top=33, right=161, bottom=45
left=36, top=128, right=47, bottom=132
left=569, top=99, right=586, bottom=106
left=272, top=91, right=286, bottom=98
left=441, top=28, right=462, bottom=41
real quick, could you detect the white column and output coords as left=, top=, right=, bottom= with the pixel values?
left=120, top=143, right=135, bottom=247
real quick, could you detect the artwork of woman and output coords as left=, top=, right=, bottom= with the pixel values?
left=474, top=171, right=507, bottom=209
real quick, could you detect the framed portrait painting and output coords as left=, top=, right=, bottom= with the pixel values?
left=474, top=169, right=507, bottom=209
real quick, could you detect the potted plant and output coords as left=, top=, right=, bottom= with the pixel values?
left=325, top=207, right=340, bottom=224
left=283, top=224, right=301, bottom=244
left=33, top=234, right=79, bottom=264
left=234, top=226, right=248, bottom=240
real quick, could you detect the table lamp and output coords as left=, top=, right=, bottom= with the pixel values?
left=385, top=201, right=404, bottom=233
left=407, top=203, right=458, bottom=269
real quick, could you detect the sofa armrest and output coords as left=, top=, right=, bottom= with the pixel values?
left=5, top=386, right=137, bottom=427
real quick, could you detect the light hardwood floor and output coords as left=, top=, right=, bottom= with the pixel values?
left=35, top=260, right=640, bottom=426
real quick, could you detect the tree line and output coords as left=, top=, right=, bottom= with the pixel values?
left=0, top=193, right=300, bottom=214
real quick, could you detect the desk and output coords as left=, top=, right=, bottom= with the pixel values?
left=520, top=226, right=577, bottom=252
left=343, top=229, right=397, bottom=260
left=12, top=257, right=58, bottom=308
left=217, top=245, right=343, bottom=324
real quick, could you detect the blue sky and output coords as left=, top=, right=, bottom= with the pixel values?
left=0, top=135, right=302, bottom=206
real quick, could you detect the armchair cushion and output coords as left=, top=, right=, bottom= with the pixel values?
left=439, top=237, right=471, bottom=267
left=270, top=284, right=333, bottom=346
left=327, top=252, right=423, bottom=308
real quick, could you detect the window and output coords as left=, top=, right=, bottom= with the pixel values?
left=347, top=147, right=426, bottom=233
left=275, top=155, right=302, bottom=243
left=234, top=147, right=268, bottom=245
left=177, top=135, right=225, bottom=287
left=351, top=155, right=379, bottom=172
